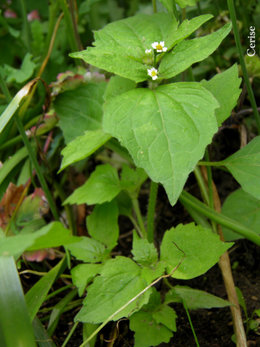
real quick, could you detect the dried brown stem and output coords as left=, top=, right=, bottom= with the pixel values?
left=201, top=167, right=247, bottom=347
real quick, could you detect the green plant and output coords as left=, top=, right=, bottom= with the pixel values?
left=0, top=1, right=260, bottom=346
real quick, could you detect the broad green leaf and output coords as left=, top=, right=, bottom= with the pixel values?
left=134, top=287, right=176, bottom=333
left=83, top=323, right=98, bottom=347
left=130, top=311, right=173, bottom=347
left=222, top=189, right=260, bottom=241
left=70, top=13, right=178, bottom=83
left=66, top=237, right=106, bottom=262
left=160, top=223, right=232, bottom=279
left=54, top=83, right=106, bottom=143
left=71, top=264, right=103, bottom=296
left=3, top=53, right=36, bottom=84
left=65, top=164, right=121, bottom=205
left=132, top=232, right=158, bottom=265
left=75, top=257, right=151, bottom=323
left=25, top=258, right=66, bottom=321
left=103, top=83, right=218, bottom=205
left=86, top=200, right=119, bottom=249
left=140, top=261, right=166, bottom=283
left=166, top=14, right=213, bottom=49
left=222, top=136, right=260, bottom=200
left=59, top=129, right=111, bottom=171
left=153, top=304, right=177, bottom=331
left=120, top=164, right=148, bottom=198
left=0, top=222, right=78, bottom=257
left=104, top=76, right=136, bottom=101
left=27, top=222, right=77, bottom=250
left=159, top=23, right=231, bottom=80
left=201, top=64, right=242, bottom=125
left=116, top=191, right=133, bottom=217
left=0, top=256, right=36, bottom=347
left=71, top=14, right=213, bottom=83
left=165, top=285, right=231, bottom=309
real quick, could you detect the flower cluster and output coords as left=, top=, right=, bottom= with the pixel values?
left=147, top=67, right=158, bottom=80
left=146, top=41, right=167, bottom=80
left=151, top=41, right=167, bottom=53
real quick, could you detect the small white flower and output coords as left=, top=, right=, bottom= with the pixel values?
left=147, top=67, right=158, bottom=80
left=151, top=41, right=167, bottom=53
left=145, top=49, right=152, bottom=54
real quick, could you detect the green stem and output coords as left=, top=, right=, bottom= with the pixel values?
left=204, top=150, right=217, bottom=233
left=193, top=167, right=209, bottom=205
left=45, top=285, right=73, bottom=301
left=132, top=198, right=147, bottom=238
left=129, top=215, right=143, bottom=238
left=61, top=322, right=79, bottom=347
left=183, top=300, right=200, bottom=347
left=58, top=0, right=79, bottom=53
left=227, top=0, right=260, bottom=133
left=20, top=0, right=31, bottom=52
left=197, top=1, right=201, bottom=15
left=45, top=0, right=59, bottom=52
left=14, top=114, right=59, bottom=220
left=0, top=70, right=59, bottom=221
left=0, top=116, right=57, bottom=151
left=147, top=181, right=158, bottom=243
left=152, top=0, right=157, bottom=13
left=198, top=161, right=224, bottom=167
left=204, top=151, right=213, bottom=208
left=179, top=191, right=260, bottom=246
left=181, top=202, right=211, bottom=229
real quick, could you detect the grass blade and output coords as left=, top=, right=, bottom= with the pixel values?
left=0, top=256, right=36, bottom=346
left=25, top=258, right=66, bottom=321
left=0, top=79, right=38, bottom=134
left=32, top=316, right=57, bottom=347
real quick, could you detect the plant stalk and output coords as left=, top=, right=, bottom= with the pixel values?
left=227, top=0, right=260, bottom=133
left=58, top=0, right=80, bottom=53
left=20, top=0, right=31, bottom=52
left=61, top=321, right=79, bottom=347
left=193, top=166, right=209, bottom=205
left=152, top=0, right=157, bottom=13
left=132, top=197, right=147, bottom=238
left=147, top=181, right=158, bottom=243
left=179, top=191, right=260, bottom=245
left=205, top=171, right=247, bottom=347
left=14, top=114, right=59, bottom=220
left=0, top=70, right=59, bottom=221
left=183, top=300, right=200, bottom=347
